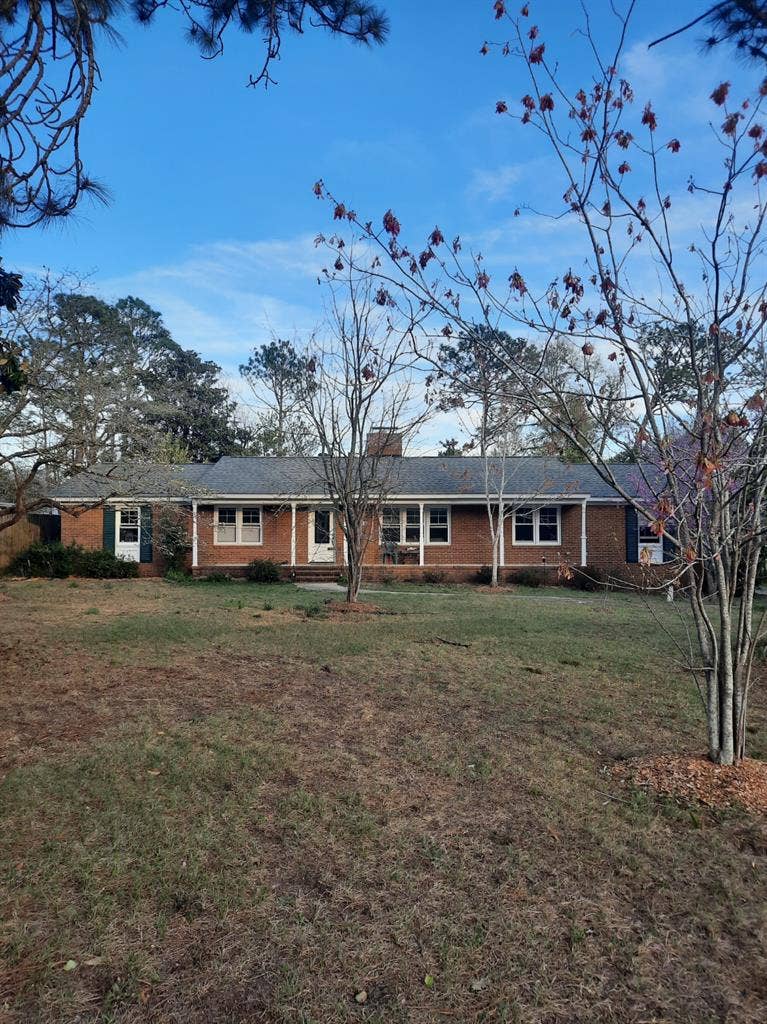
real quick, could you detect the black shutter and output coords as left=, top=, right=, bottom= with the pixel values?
left=139, top=506, right=153, bottom=564
left=103, top=507, right=116, bottom=552
left=662, top=527, right=674, bottom=563
left=625, top=506, right=638, bottom=564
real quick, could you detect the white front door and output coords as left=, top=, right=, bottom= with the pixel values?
left=116, top=508, right=141, bottom=562
left=309, top=509, right=335, bottom=563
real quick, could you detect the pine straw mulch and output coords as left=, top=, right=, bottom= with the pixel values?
left=614, top=753, right=767, bottom=814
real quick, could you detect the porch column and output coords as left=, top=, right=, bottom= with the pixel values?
left=580, top=499, right=588, bottom=567
left=191, top=499, right=198, bottom=568
left=499, top=500, right=505, bottom=568
left=419, top=502, right=425, bottom=566
left=290, top=502, right=297, bottom=566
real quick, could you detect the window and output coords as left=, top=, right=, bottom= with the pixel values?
left=638, top=519, right=663, bottom=564
left=538, top=506, right=559, bottom=543
left=241, top=507, right=262, bottom=544
left=118, top=508, right=140, bottom=544
left=380, top=507, right=422, bottom=545
left=314, top=510, right=331, bottom=545
left=405, top=507, right=421, bottom=543
left=638, top=521, right=659, bottom=545
left=513, top=505, right=561, bottom=545
left=381, top=507, right=402, bottom=544
left=428, top=506, right=449, bottom=544
left=513, top=507, right=534, bottom=543
left=216, top=507, right=237, bottom=544
left=215, top=506, right=263, bottom=545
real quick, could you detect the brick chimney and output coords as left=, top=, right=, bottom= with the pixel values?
left=366, top=426, right=403, bottom=457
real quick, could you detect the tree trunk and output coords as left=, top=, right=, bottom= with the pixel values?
left=491, top=533, right=499, bottom=587
left=346, top=560, right=362, bottom=604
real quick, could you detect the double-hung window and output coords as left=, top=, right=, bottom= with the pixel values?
left=638, top=519, right=663, bottom=564
left=381, top=507, right=423, bottom=545
left=427, top=506, right=450, bottom=544
left=215, top=506, right=263, bottom=545
left=118, top=508, right=140, bottom=544
left=513, top=505, right=561, bottom=545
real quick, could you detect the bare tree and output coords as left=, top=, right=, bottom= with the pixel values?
left=296, top=267, right=428, bottom=603
left=315, top=2, right=767, bottom=764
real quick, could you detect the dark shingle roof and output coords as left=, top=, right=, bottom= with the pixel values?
left=53, top=457, right=640, bottom=501
left=52, top=462, right=212, bottom=499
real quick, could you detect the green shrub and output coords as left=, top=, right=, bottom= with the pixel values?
left=509, top=568, right=545, bottom=588
left=475, top=565, right=493, bottom=585
left=563, top=564, right=606, bottom=592
left=8, top=541, right=76, bottom=578
left=245, top=558, right=281, bottom=583
left=422, top=570, right=446, bottom=585
left=7, top=542, right=138, bottom=579
left=165, top=568, right=194, bottom=585
left=74, top=548, right=139, bottom=579
left=201, top=572, right=233, bottom=584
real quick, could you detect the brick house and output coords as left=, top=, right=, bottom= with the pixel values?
left=53, top=433, right=669, bottom=582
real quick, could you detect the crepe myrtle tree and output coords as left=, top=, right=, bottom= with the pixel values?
left=295, top=265, right=429, bottom=604
left=312, top=2, right=767, bottom=764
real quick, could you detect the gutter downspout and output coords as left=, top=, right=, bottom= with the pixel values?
left=581, top=499, right=588, bottom=567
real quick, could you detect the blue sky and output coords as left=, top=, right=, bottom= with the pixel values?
left=6, top=0, right=753, bottom=447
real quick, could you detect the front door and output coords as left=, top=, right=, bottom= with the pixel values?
left=115, top=508, right=141, bottom=562
left=309, top=509, right=335, bottom=562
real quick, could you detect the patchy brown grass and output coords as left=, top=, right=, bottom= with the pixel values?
left=1, top=578, right=766, bottom=1023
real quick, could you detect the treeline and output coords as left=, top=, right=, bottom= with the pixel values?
left=0, top=278, right=313, bottom=510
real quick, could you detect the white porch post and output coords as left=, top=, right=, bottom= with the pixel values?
left=290, top=502, right=297, bottom=566
left=499, top=500, right=505, bottom=568
left=580, top=499, right=588, bottom=567
left=419, top=502, right=425, bottom=566
left=191, top=499, right=198, bottom=568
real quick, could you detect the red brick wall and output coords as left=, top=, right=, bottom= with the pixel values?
left=61, top=500, right=656, bottom=580
left=60, top=505, right=160, bottom=577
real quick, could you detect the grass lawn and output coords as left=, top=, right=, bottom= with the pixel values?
left=1, top=578, right=766, bottom=1023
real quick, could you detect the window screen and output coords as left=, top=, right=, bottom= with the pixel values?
left=514, top=507, right=534, bottom=542
left=538, top=506, right=559, bottom=543
left=428, top=507, right=449, bottom=543
left=217, top=507, right=236, bottom=543
left=241, top=507, right=262, bottom=543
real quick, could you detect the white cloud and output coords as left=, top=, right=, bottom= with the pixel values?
left=94, top=234, right=327, bottom=371
left=467, top=163, right=524, bottom=202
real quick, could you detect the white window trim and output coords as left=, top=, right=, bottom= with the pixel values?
left=380, top=506, right=422, bottom=546
left=214, top=505, right=264, bottom=546
left=117, top=507, right=141, bottom=545
left=512, top=505, right=561, bottom=546
left=638, top=520, right=664, bottom=564
left=426, top=504, right=451, bottom=546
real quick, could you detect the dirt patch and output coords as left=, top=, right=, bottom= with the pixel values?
left=324, top=600, right=386, bottom=615
left=615, top=754, right=767, bottom=814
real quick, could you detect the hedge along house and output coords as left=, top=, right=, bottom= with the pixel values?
left=52, top=433, right=673, bottom=582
